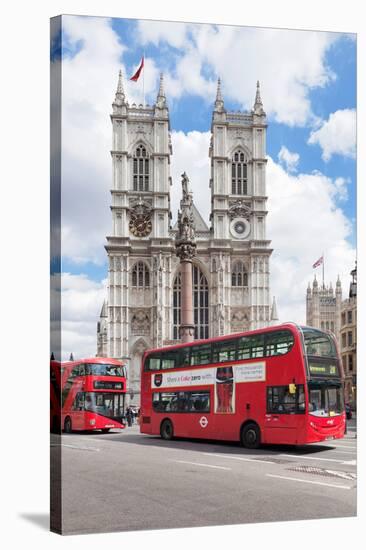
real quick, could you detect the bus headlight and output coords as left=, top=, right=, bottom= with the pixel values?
left=89, top=419, right=96, bottom=426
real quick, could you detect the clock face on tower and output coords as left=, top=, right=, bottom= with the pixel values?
left=230, top=217, right=251, bottom=239
left=129, top=211, right=152, bottom=237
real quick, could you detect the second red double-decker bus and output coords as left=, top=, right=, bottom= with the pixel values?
left=140, top=324, right=345, bottom=448
left=51, top=357, right=127, bottom=433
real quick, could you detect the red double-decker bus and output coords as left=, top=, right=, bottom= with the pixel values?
left=140, top=324, right=345, bottom=448
left=50, top=358, right=62, bottom=433
left=50, top=357, right=127, bottom=433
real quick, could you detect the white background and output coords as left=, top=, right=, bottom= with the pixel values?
left=0, top=1, right=364, bottom=548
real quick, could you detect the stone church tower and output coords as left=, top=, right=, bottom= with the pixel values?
left=97, top=72, right=277, bottom=405
left=306, top=276, right=342, bottom=343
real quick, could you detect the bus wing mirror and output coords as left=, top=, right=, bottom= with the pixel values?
left=289, top=383, right=296, bottom=395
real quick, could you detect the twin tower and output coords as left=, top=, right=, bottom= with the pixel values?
left=97, top=71, right=278, bottom=404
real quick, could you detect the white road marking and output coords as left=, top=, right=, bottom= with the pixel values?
left=280, top=454, right=356, bottom=465
left=328, top=443, right=357, bottom=449
left=266, top=474, right=351, bottom=490
left=174, top=460, right=231, bottom=471
left=78, top=437, right=119, bottom=443
left=60, top=444, right=100, bottom=452
left=202, top=452, right=276, bottom=465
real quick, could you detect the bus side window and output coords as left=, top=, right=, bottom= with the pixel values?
left=212, top=340, right=237, bottom=363
left=179, top=347, right=191, bottom=368
left=191, top=391, right=210, bottom=413
left=267, top=385, right=304, bottom=414
left=237, top=337, right=251, bottom=360
left=250, top=335, right=265, bottom=358
left=265, top=331, right=294, bottom=356
left=161, top=360, right=175, bottom=370
left=161, top=353, right=177, bottom=370
left=147, top=357, right=161, bottom=371
left=190, top=344, right=212, bottom=366
left=72, top=392, right=85, bottom=411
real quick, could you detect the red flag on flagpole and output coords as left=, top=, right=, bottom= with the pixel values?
left=312, top=256, right=323, bottom=268
left=130, top=57, right=144, bottom=81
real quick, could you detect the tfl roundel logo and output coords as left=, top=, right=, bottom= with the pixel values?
left=154, top=373, right=163, bottom=387
left=199, top=416, right=208, bottom=428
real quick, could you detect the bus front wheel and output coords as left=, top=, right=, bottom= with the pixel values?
left=240, top=422, right=261, bottom=449
left=64, top=417, right=72, bottom=434
left=160, top=419, right=174, bottom=441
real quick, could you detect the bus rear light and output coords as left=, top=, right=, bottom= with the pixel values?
left=89, top=419, right=96, bottom=426
left=142, top=416, right=151, bottom=424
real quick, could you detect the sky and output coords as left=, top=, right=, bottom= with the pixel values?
left=51, top=15, right=356, bottom=360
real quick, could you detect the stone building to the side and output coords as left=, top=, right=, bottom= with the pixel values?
left=97, top=72, right=278, bottom=406
left=340, top=264, right=357, bottom=407
left=306, top=276, right=343, bottom=344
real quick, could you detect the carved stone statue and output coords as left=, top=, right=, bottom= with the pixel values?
left=176, top=172, right=196, bottom=255
left=181, top=171, right=190, bottom=201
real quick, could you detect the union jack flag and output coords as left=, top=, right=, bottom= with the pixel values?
left=312, top=256, right=324, bottom=268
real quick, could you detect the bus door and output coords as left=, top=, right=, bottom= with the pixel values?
left=184, top=389, right=212, bottom=438
left=264, top=384, right=305, bottom=444
left=71, top=392, right=86, bottom=430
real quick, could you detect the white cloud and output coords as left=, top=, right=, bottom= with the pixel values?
left=137, top=20, right=341, bottom=126
left=308, top=109, right=356, bottom=161
left=278, top=146, right=300, bottom=172
left=170, top=131, right=211, bottom=224
left=266, top=158, right=355, bottom=323
left=58, top=16, right=161, bottom=265
left=51, top=272, right=107, bottom=360
left=137, top=20, right=189, bottom=49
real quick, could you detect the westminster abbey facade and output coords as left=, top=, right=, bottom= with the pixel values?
left=97, top=72, right=278, bottom=404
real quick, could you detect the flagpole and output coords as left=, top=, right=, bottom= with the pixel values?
left=322, top=251, right=325, bottom=288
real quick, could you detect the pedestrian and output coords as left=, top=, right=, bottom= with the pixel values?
left=126, top=407, right=132, bottom=427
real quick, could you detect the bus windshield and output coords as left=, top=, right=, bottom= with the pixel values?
left=308, top=382, right=344, bottom=417
left=84, top=363, right=126, bottom=377
left=301, top=327, right=337, bottom=358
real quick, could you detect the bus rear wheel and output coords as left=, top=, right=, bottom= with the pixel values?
left=64, top=417, right=72, bottom=434
left=241, top=422, right=261, bottom=449
left=160, top=419, right=174, bottom=441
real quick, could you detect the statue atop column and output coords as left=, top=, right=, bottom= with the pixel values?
left=176, top=172, right=196, bottom=260
left=175, top=172, right=196, bottom=342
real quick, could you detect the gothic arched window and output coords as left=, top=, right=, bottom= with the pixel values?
left=231, top=261, right=248, bottom=287
left=131, top=262, right=150, bottom=287
left=133, top=145, right=150, bottom=191
left=173, top=265, right=209, bottom=340
left=173, top=273, right=181, bottom=341
left=231, top=150, right=248, bottom=195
